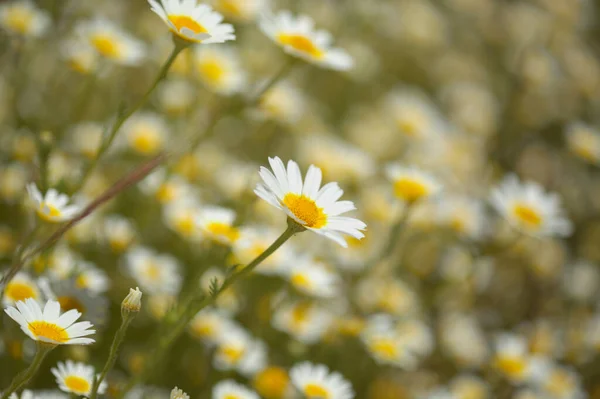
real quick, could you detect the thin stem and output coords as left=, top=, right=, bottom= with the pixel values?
left=89, top=315, right=134, bottom=399
left=74, top=44, right=186, bottom=193
left=0, top=343, right=54, bottom=399
left=118, top=220, right=304, bottom=398
left=249, top=57, right=297, bottom=106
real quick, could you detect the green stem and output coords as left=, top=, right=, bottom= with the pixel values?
left=118, top=220, right=304, bottom=398
left=74, top=44, right=186, bottom=193
left=0, top=343, right=54, bottom=399
left=380, top=204, right=414, bottom=261
left=249, top=57, right=297, bottom=105
left=89, top=310, right=135, bottom=399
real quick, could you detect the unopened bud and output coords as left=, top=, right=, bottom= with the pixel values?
left=170, top=387, right=189, bottom=399
left=121, top=287, right=142, bottom=316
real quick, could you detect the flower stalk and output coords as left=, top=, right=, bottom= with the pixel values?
left=0, top=342, right=55, bottom=399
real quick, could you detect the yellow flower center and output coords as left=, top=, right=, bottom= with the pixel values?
left=64, top=375, right=91, bottom=394
left=512, top=204, right=542, bottom=228
left=291, top=273, right=313, bottom=291
left=282, top=193, right=327, bottom=228
left=338, top=318, right=364, bottom=336
left=37, top=202, right=62, bottom=222
left=221, top=345, right=245, bottom=363
left=218, top=0, right=242, bottom=17
left=396, top=114, right=425, bottom=137
left=369, top=339, right=399, bottom=361
left=198, top=59, right=225, bottom=84
left=495, top=356, right=527, bottom=378
left=224, top=395, right=241, bottom=399
left=277, top=34, right=324, bottom=58
left=4, top=7, right=34, bottom=34
left=28, top=321, right=69, bottom=343
left=191, top=321, right=215, bottom=338
left=168, top=15, right=207, bottom=35
left=156, top=183, right=176, bottom=203
left=206, top=222, right=240, bottom=243
left=291, top=303, right=311, bottom=325
left=393, top=179, right=429, bottom=203
left=254, top=367, right=290, bottom=399
left=145, top=263, right=161, bottom=281
left=5, top=281, right=37, bottom=302
left=175, top=215, right=196, bottom=237
left=131, top=129, right=162, bottom=154
left=304, top=383, right=330, bottom=399
left=546, top=371, right=573, bottom=395
left=91, top=34, right=120, bottom=58
left=58, top=296, right=86, bottom=314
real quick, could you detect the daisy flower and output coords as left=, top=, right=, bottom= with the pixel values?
left=2, top=271, right=41, bottom=306
left=214, top=328, right=267, bottom=376
left=4, top=298, right=95, bottom=345
left=259, top=11, right=353, bottom=71
left=210, top=0, right=268, bottom=22
left=385, top=164, right=442, bottom=205
left=68, top=122, right=103, bottom=159
left=492, top=333, right=533, bottom=383
left=140, top=169, right=195, bottom=204
left=254, top=81, right=305, bottom=125
left=171, top=387, right=190, bottom=399
left=232, top=226, right=291, bottom=275
left=121, top=112, right=169, bottom=156
left=212, top=380, right=259, bottom=399
left=164, top=198, right=203, bottom=241
left=195, top=205, right=240, bottom=245
left=193, top=45, right=246, bottom=95
left=0, top=0, right=50, bottom=37
left=254, top=157, right=366, bottom=247
left=253, top=366, right=291, bottom=399
left=148, top=0, right=235, bottom=44
left=565, top=121, right=600, bottom=165
left=285, top=258, right=340, bottom=298
left=385, top=88, right=446, bottom=140
left=126, top=247, right=182, bottom=295
left=76, top=18, right=146, bottom=66
left=75, top=261, right=110, bottom=295
left=61, top=39, right=98, bottom=75
left=289, top=362, right=354, bottom=399
left=272, top=300, right=333, bottom=344
left=490, top=175, right=572, bottom=237
left=51, top=360, right=106, bottom=397
left=437, top=195, right=487, bottom=240
left=102, top=215, right=137, bottom=252
left=361, top=316, right=420, bottom=369
left=26, top=183, right=82, bottom=223
left=189, top=309, right=239, bottom=345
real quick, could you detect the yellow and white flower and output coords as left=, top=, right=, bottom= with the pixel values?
left=361, top=315, right=420, bottom=369
left=439, top=313, right=489, bottom=368
left=2, top=271, right=41, bottom=306
left=193, top=45, right=246, bottom=95
left=0, top=0, right=50, bottom=37
left=189, top=309, right=239, bottom=345
left=76, top=18, right=146, bottom=66
left=75, top=261, right=110, bottom=295
left=259, top=11, right=353, bottom=71
left=69, top=122, right=103, bottom=160
left=449, top=375, right=489, bottom=399
left=140, top=169, right=195, bottom=204
left=385, top=88, right=447, bottom=140
left=490, top=175, right=572, bottom=237
left=385, top=164, right=442, bottom=205
left=231, top=227, right=291, bottom=275
left=164, top=198, right=203, bottom=241
left=529, top=360, right=584, bottom=399
left=272, top=300, right=333, bottom=344
left=157, top=78, right=197, bottom=115
left=211, top=0, right=268, bottom=22
left=285, top=258, right=339, bottom=298
left=255, top=157, right=366, bottom=247
left=102, top=215, right=137, bottom=252
left=253, top=366, right=291, bottom=399
left=171, top=387, right=190, bottom=399
left=51, top=360, right=106, bottom=397
left=289, top=362, right=354, bottom=399
left=213, top=379, right=260, bottom=399
left=195, top=205, right=240, bottom=245
left=492, top=333, right=533, bottom=383
left=565, top=121, right=600, bottom=165
left=121, top=112, right=169, bottom=156
left=254, top=81, right=305, bottom=124
left=149, top=0, right=235, bottom=44
left=126, top=246, right=182, bottom=295
left=4, top=298, right=95, bottom=345
left=437, top=195, right=487, bottom=240
left=26, top=183, right=82, bottom=223
left=214, top=328, right=267, bottom=376
left=61, top=39, right=99, bottom=75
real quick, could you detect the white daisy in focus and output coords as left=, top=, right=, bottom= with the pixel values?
left=76, top=18, right=146, bottom=66
left=148, top=0, right=235, bottom=44
left=26, top=183, right=82, bottom=223
left=565, top=121, right=600, bottom=165
left=289, top=362, right=354, bottom=399
left=490, top=175, right=572, bottom=237
left=4, top=298, right=95, bottom=345
left=0, top=0, right=50, bottom=37
left=171, top=387, right=190, bottom=399
left=259, top=11, right=353, bottom=71
left=2, top=271, right=41, bottom=306
left=193, top=45, right=246, bottom=95
left=195, top=205, right=240, bottom=246
left=51, top=360, right=106, bottom=397
left=126, top=246, right=182, bottom=295
left=254, top=157, right=366, bottom=247
left=285, top=258, right=339, bottom=298
left=385, top=164, right=442, bottom=205
left=212, top=379, right=259, bottom=399
left=211, top=0, right=268, bottom=22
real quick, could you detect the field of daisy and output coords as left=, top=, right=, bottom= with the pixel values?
left=2, top=0, right=600, bottom=398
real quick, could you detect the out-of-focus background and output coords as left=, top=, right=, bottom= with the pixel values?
left=2, top=0, right=600, bottom=398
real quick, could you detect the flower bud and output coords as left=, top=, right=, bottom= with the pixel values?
left=170, top=387, right=189, bottom=399
left=121, top=287, right=142, bottom=317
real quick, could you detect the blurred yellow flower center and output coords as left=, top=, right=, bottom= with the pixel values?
left=38, top=203, right=62, bottom=221
left=156, top=183, right=176, bottom=203
left=369, top=339, right=398, bottom=360
left=191, top=321, right=214, bottom=337
left=304, top=383, right=330, bottom=398
left=5, top=281, right=36, bottom=302
left=206, top=222, right=240, bottom=243
left=146, top=263, right=161, bottom=281
left=393, top=179, right=428, bottom=203
left=64, top=375, right=91, bottom=394
left=175, top=215, right=195, bottom=236
left=168, top=15, right=207, bottom=35
left=512, top=204, right=542, bottom=228
left=397, top=114, right=425, bottom=137
left=277, top=34, right=324, bottom=58
left=198, top=59, right=225, bottom=84
left=5, top=7, right=34, bottom=34
left=221, top=345, right=245, bottom=363
left=283, top=193, right=327, bottom=228
left=224, top=395, right=241, bottom=399
left=218, top=0, right=242, bottom=17
left=91, top=34, right=120, bottom=58
left=254, top=367, right=289, bottom=399
left=546, top=371, right=572, bottom=395
left=58, top=296, right=86, bottom=314
left=28, top=321, right=69, bottom=343
left=495, top=356, right=526, bottom=377
left=291, top=273, right=313, bottom=290
left=292, top=303, right=310, bottom=324
left=131, top=130, right=161, bottom=154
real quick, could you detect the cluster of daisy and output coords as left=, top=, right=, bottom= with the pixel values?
left=2, top=0, right=600, bottom=398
